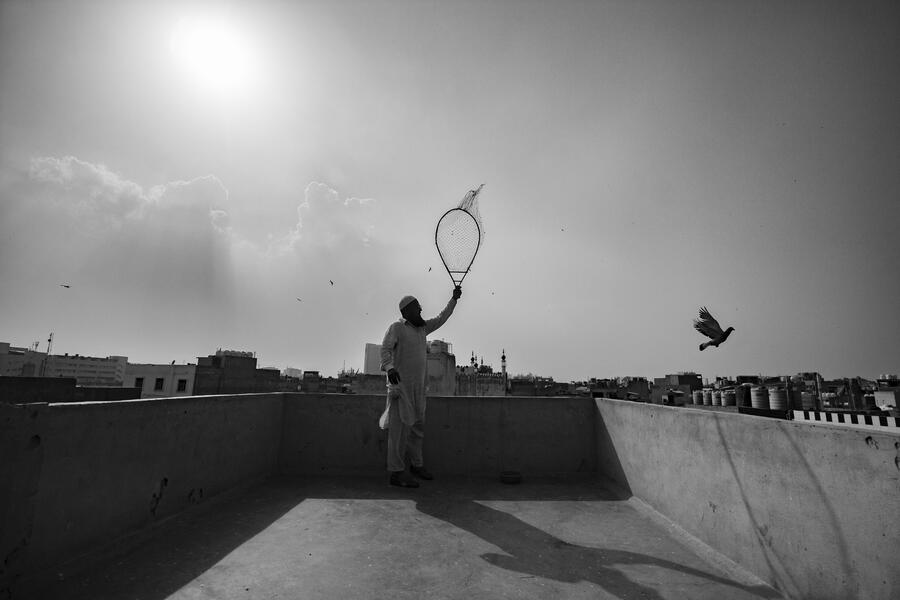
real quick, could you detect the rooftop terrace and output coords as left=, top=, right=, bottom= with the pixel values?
left=3, top=394, right=897, bottom=599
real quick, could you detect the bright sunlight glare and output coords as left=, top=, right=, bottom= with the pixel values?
left=169, top=15, right=257, bottom=99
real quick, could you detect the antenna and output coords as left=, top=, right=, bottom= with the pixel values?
left=40, top=332, right=54, bottom=376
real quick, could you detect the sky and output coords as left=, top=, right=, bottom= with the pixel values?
left=1, top=0, right=898, bottom=382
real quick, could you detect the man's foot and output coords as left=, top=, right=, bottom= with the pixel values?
left=410, top=465, right=434, bottom=480
left=390, top=471, right=419, bottom=488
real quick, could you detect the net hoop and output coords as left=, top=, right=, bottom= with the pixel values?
left=435, top=207, right=481, bottom=287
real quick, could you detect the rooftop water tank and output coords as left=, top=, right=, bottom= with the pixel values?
left=722, top=390, right=736, bottom=406
left=751, top=386, right=769, bottom=409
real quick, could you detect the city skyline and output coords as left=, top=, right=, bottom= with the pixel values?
left=2, top=1, right=899, bottom=383
left=2, top=336, right=891, bottom=385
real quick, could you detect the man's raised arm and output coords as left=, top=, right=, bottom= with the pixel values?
left=424, top=286, right=462, bottom=335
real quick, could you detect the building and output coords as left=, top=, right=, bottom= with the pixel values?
left=621, top=377, right=651, bottom=401
left=590, top=379, right=617, bottom=399
left=454, top=351, right=508, bottom=396
left=588, top=377, right=650, bottom=401
left=456, top=371, right=507, bottom=396
left=651, top=373, right=702, bottom=405
left=876, top=373, right=900, bottom=389
left=506, top=375, right=566, bottom=397
left=300, top=370, right=322, bottom=392
left=362, top=339, right=461, bottom=395
left=426, top=339, right=456, bottom=396
left=45, top=353, right=127, bottom=386
left=363, top=343, right=382, bottom=375
left=1, top=342, right=127, bottom=386
left=873, top=374, right=899, bottom=413
left=124, top=363, right=198, bottom=399
left=0, top=342, right=45, bottom=377
left=193, top=350, right=281, bottom=395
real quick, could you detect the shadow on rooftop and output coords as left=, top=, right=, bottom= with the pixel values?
left=24, top=475, right=628, bottom=599
left=416, top=494, right=782, bottom=600
left=26, top=475, right=780, bottom=600
left=23, top=480, right=304, bottom=600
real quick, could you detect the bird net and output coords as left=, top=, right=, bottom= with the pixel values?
left=435, top=184, right=485, bottom=285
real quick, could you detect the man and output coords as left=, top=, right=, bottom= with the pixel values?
left=380, top=285, right=462, bottom=487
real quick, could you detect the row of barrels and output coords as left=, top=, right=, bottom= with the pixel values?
left=691, top=389, right=737, bottom=407
left=690, top=387, right=817, bottom=410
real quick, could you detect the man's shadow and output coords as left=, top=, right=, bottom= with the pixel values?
left=415, top=495, right=781, bottom=600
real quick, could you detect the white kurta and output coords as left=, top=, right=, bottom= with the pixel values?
left=379, top=297, right=457, bottom=429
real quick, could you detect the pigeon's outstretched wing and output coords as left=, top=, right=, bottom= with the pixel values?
left=693, top=306, right=724, bottom=340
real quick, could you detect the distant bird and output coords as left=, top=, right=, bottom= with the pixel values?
left=329, top=280, right=334, bottom=286
left=428, top=267, right=432, bottom=272
left=296, top=298, right=302, bottom=302
left=693, top=307, right=735, bottom=351
left=60, top=284, right=70, bottom=288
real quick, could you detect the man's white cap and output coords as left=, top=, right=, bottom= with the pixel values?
left=399, top=295, right=417, bottom=311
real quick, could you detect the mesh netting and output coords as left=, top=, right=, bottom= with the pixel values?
left=457, top=183, right=485, bottom=235
left=436, top=209, right=480, bottom=272
left=435, top=184, right=485, bottom=285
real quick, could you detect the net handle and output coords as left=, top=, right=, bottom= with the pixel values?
left=435, top=207, right=481, bottom=288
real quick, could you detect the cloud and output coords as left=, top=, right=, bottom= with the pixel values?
left=13, top=156, right=235, bottom=304
left=267, top=181, right=377, bottom=256
left=29, top=155, right=146, bottom=230
left=19, top=158, right=391, bottom=284
left=3, top=155, right=406, bottom=368
left=28, top=155, right=231, bottom=233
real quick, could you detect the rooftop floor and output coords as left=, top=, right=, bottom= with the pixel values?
left=29, top=475, right=783, bottom=600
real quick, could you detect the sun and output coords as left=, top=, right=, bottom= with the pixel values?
left=169, top=15, right=257, bottom=99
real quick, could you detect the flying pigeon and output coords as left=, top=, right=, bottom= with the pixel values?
left=693, top=307, right=734, bottom=351
left=60, top=284, right=70, bottom=288
left=329, top=280, right=334, bottom=286
left=296, top=298, right=302, bottom=302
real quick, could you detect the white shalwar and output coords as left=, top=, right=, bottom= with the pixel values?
left=379, top=297, right=457, bottom=472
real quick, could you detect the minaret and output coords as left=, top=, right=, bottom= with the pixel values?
left=501, top=349, right=508, bottom=396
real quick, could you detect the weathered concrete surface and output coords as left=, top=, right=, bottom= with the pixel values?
left=279, top=394, right=596, bottom=477
left=426, top=396, right=596, bottom=477
left=0, top=403, right=48, bottom=596
left=22, top=394, right=283, bottom=584
left=596, top=398, right=900, bottom=600
left=279, top=393, right=386, bottom=474
left=27, top=476, right=782, bottom=600
left=8, top=393, right=893, bottom=600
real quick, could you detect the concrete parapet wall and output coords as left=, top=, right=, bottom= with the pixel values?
left=426, top=395, right=596, bottom=476
left=14, top=394, right=283, bottom=584
left=1, top=403, right=48, bottom=592
left=279, top=394, right=597, bottom=476
left=595, top=398, right=899, bottom=600
left=8, top=392, right=895, bottom=600
left=279, top=393, right=386, bottom=474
